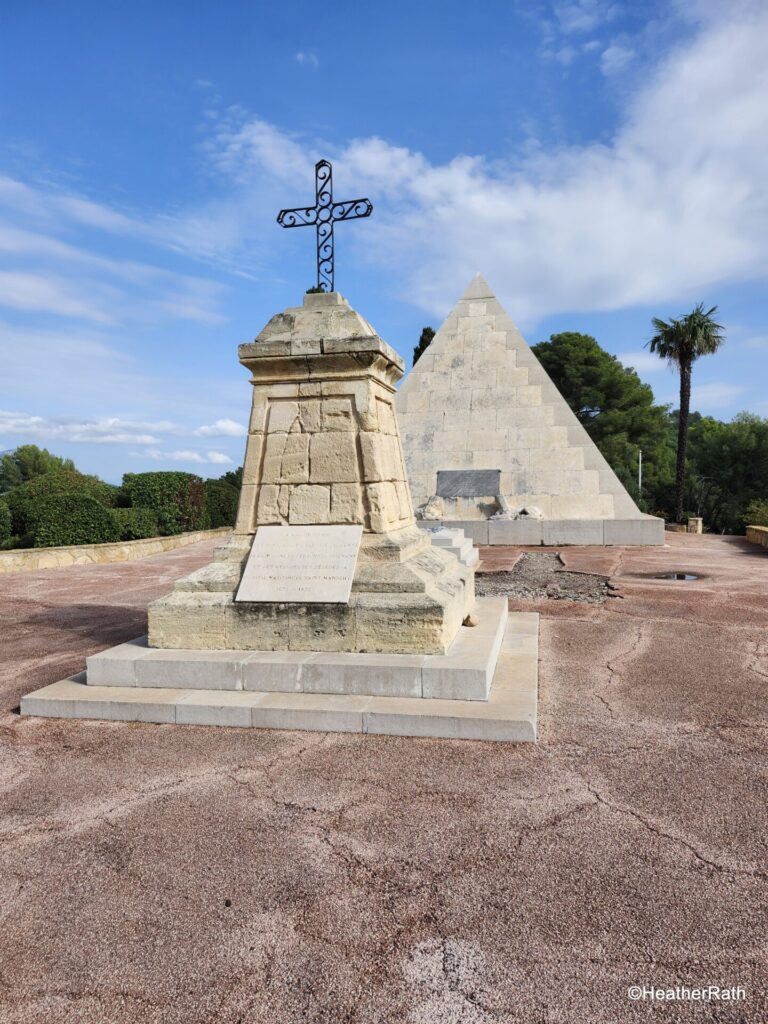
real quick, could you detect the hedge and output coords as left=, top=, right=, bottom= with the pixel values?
left=32, top=493, right=120, bottom=548
left=112, top=506, right=159, bottom=540
left=204, top=480, right=239, bottom=528
left=121, top=472, right=207, bottom=535
left=0, top=500, right=10, bottom=546
left=745, top=499, right=768, bottom=528
left=5, top=469, right=120, bottom=537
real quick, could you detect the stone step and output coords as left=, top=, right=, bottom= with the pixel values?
left=85, top=597, right=510, bottom=701
left=21, top=613, right=538, bottom=742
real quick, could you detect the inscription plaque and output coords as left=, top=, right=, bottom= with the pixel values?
left=235, top=525, right=363, bottom=604
left=436, top=469, right=501, bottom=498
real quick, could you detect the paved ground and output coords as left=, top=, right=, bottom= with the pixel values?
left=0, top=533, right=766, bottom=1023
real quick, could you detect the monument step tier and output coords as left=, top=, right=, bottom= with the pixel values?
left=22, top=607, right=538, bottom=742
left=89, top=597, right=508, bottom=701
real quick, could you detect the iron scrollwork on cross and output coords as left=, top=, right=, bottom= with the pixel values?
left=277, top=159, right=373, bottom=292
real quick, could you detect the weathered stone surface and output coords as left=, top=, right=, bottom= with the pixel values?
left=309, top=432, right=359, bottom=483
left=396, top=273, right=663, bottom=545
left=148, top=292, right=472, bottom=657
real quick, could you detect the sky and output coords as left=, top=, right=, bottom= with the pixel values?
left=0, top=0, right=766, bottom=484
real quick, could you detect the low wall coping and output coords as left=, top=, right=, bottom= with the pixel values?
left=0, top=527, right=232, bottom=574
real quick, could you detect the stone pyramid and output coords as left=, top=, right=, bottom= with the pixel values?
left=395, top=274, right=663, bottom=545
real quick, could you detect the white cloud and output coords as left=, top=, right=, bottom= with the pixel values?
left=295, top=52, right=319, bottom=69
left=194, top=417, right=246, bottom=437
left=616, top=351, right=666, bottom=374
left=195, top=5, right=768, bottom=325
left=0, top=410, right=178, bottom=445
left=132, top=448, right=232, bottom=465
left=600, top=43, right=634, bottom=75
left=554, top=0, right=618, bottom=34
left=0, top=270, right=115, bottom=322
left=744, top=335, right=768, bottom=350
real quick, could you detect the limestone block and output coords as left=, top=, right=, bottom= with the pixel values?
left=399, top=390, right=430, bottom=413
left=298, top=382, right=322, bottom=397
left=515, top=426, right=569, bottom=450
left=235, top=485, right=257, bottom=533
left=472, top=449, right=508, bottom=470
left=225, top=602, right=291, bottom=651
left=248, top=395, right=269, bottom=433
left=330, top=483, right=364, bottom=523
left=268, top=401, right=300, bottom=432
left=496, top=367, right=528, bottom=388
left=149, top=592, right=229, bottom=650
left=395, top=480, right=412, bottom=521
left=469, top=410, right=497, bottom=429
left=444, top=385, right=475, bottom=407
left=354, top=593, right=446, bottom=654
left=322, top=398, right=354, bottom=431
left=468, top=429, right=500, bottom=452
left=366, top=481, right=399, bottom=532
left=603, top=517, right=665, bottom=545
left=376, top=400, right=398, bottom=435
left=289, top=484, right=331, bottom=524
left=505, top=495, right=552, bottom=518
left=309, top=432, right=359, bottom=483
left=289, top=604, right=357, bottom=652
left=438, top=429, right=469, bottom=451
left=360, top=432, right=393, bottom=481
left=241, top=651, right=309, bottom=692
left=517, top=385, right=542, bottom=407
left=528, top=469, right=600, bottom=495
left=542, top=520, right=604, bottom=545
left=550, top=494, right=614, bottom=519
left=241, top=437, right=263, bottom=486
left=299, top=399, right=322, bottom=432
left=257, top=484, right=282, bottom=524
left=488, top=519, right=544, bottom=545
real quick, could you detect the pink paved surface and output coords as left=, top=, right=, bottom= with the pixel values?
left=0, top=534, right=766, bottom=1023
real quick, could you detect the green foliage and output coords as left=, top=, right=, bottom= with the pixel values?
left=531, top=332, right=675, bottom=511
left=647, top=304, right=726, bottom=522
left=685, top=413, right=768, bottom=533
left=305, top=285, right=325, bottom=294
left=204, top=480, right=239, bottom=528
left=744, top=499, right=768, bottom=528
left=216, top=466, right=243, bottom=490
left=4, top=469, right=120, bottom=537
left=121, top=472, right=207, bottom=535
left=0, top=500, right=10, bottom=546
left=0, top=445, right=76, bottom=493
left=413, top=326, right=435, bottom=366
left=112, top=506, right=159, bottom=540
left=32, top=493, right=120, bottom=548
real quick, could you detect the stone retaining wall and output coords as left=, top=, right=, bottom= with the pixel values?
left=746, top=525, right=768, bottom=549
left=0, top=528, right=232, bottom=574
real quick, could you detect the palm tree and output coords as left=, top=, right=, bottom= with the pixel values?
left=647, top=304, right=725, bottom=523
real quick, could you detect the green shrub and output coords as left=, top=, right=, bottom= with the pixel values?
left=0, top=500, right=10, bottom=546
left=5, top=469, right=119, bottom=536
left=112, top=506, right=159, bottom=540
left=744, top=499, right=768, bottom=528
left=204, top=480, right=239, bottom=528
left=121, top=472, right=207, bottom=535
left=32, top=493, right=120, bottom=548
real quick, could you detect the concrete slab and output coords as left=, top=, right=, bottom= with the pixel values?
left=20, top=610, right=538, bottom=741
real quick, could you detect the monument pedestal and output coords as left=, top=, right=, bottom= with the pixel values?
left=21, top=290, right=539, bottom=741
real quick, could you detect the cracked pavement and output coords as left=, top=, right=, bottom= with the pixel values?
left=0, top=533, right=766, bottom=1022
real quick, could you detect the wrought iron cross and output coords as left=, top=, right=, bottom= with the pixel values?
left=277, top=159, right=373, bottom=293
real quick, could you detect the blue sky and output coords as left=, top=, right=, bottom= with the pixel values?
left=1, top=0, right=766, bottom=483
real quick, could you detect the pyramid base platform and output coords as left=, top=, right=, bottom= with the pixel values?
left=422, top=517, right=665, bottom=547
left=20, top=609, right=538, bottom=742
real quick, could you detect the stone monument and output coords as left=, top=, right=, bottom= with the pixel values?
left=149, top=290, right=472, bottom=656
left=396, top=273, right=665, bottom=546
left=21, top=289, right=539, bottom=741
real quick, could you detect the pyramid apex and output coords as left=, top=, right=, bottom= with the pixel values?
left=460, top=273, right=495, bottom=301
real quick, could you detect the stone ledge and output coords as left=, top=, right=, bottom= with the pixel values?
left=746, top=525, right=768, bottom=549
left=418, top=517, right=665, bottom=546
left=21, top=612, right=538, bottom=742
left=86, top=597, right=510, bottom=701
left=0, top=528, right=232, bottom=574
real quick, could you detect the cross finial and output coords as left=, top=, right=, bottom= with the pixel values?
left=277, top=159, right=373, bottom=292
